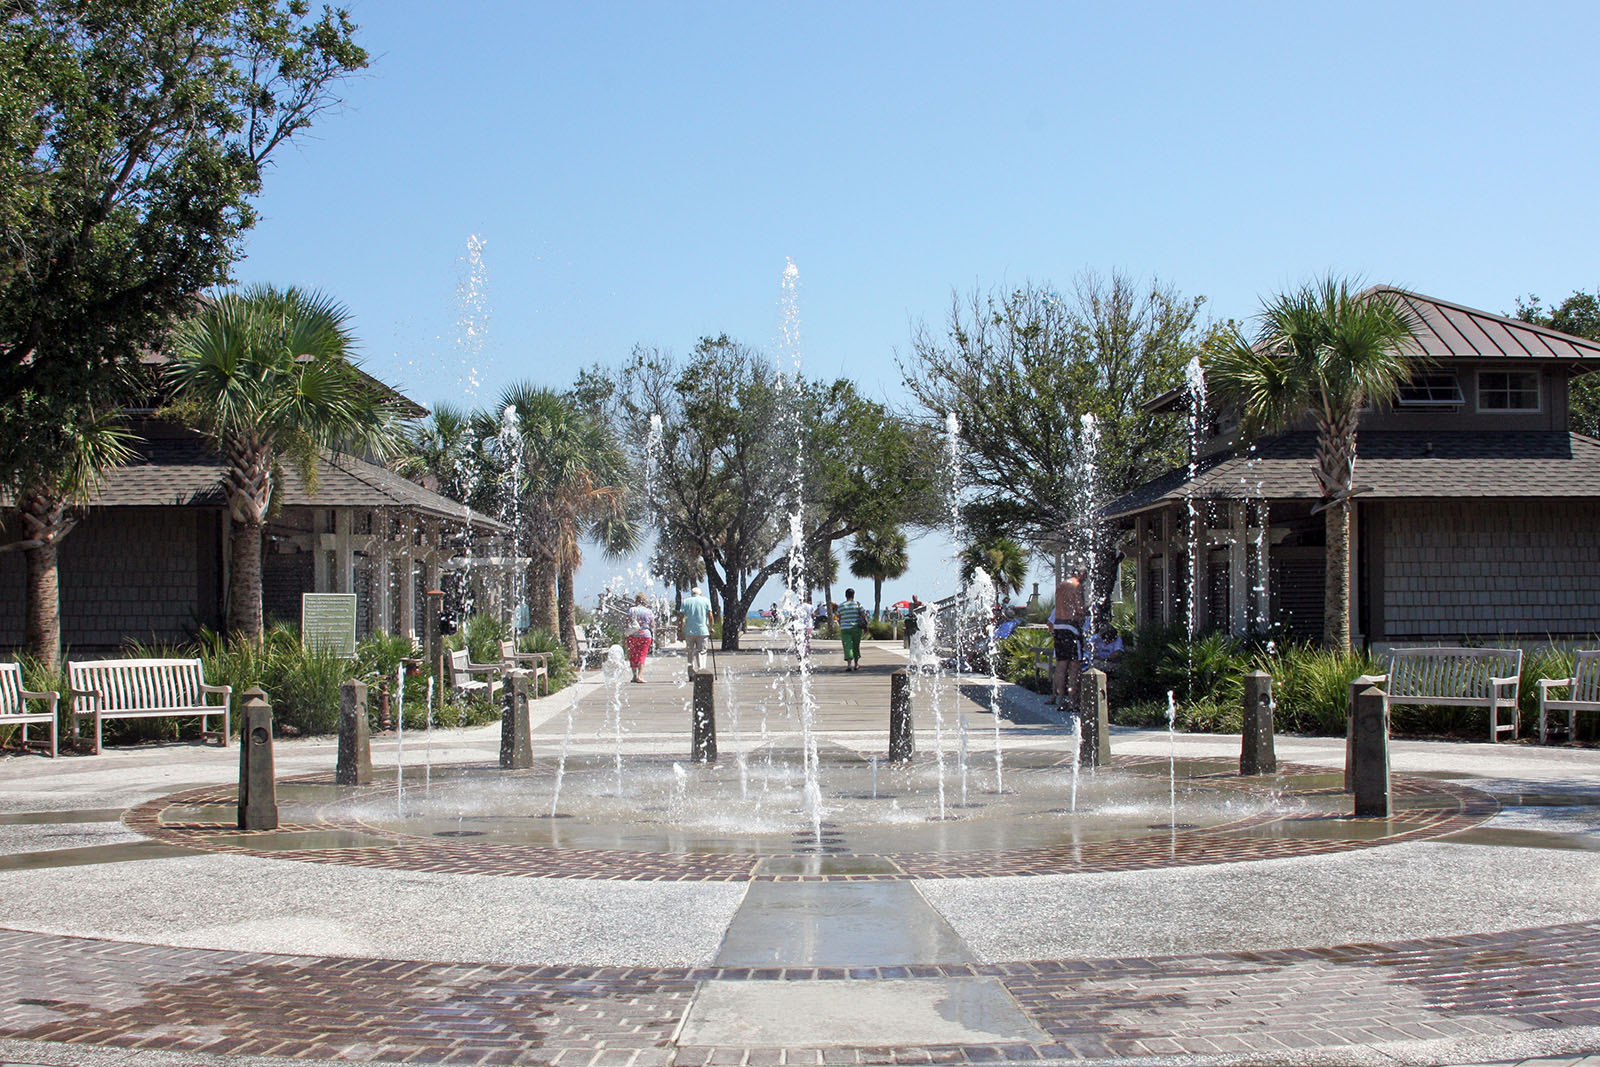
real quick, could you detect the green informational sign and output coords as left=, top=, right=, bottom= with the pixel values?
left=302, top=593, right=358, bottom=656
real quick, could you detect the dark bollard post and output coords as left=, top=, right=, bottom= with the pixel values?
left=1077, top=668, right=1111, bottom=768
left=425, top=589, right=445, bottom=701
left=1240, top=671, right=1277, bottom=776
left=1344, top=675, right=1380, bottom=793
left=237, top=688, right=278, bottom=831
left=500, top=670, right=534, bottom=770
left=1351, top=685, right=1391, bottom=817
left=889, top=669, right=915, bottom=762
left=337, top=680, right=372, bottom=785
left=692, top=671, right=717, bottom=762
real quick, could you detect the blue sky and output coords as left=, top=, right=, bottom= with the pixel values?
left=234, top=1, right=1600, bottom=606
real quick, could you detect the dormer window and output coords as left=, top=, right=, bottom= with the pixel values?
left=1395, top=372, right=1463, bottom=408
left=1477, top=370, right=1540, bottom=412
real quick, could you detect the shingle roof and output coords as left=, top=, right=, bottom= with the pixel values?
left=1102, top=431, right=1600, bottom=518
left=1378, top=288, right=1600, bottom=362
left=75, top=432, right=503, bottom=528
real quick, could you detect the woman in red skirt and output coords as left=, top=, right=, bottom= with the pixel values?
left=625, top=593, right=655, bottom=683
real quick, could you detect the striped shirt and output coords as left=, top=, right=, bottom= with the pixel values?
left=837, top=601, right=868, bottom=630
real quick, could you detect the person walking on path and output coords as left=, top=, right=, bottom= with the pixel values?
left=679, top=586, right=715, bottom=678
left=625, top=593, right=655, bottom=683
left=1050, top=566, right=1088, bottom=706
left=837, top=589, right=868, bottom=671
left=904, top=594, right=923, bottom=649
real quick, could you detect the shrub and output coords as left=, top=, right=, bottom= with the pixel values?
left=1263, top=643, right=1382, bottom=735
left=518, top=628, right=575, bottom=691
left=997, top=628, right=1053, bottom=692
left=866, top=619, right=895, bottom=640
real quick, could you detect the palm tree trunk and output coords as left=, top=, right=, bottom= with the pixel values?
left=19, top=492, right=71, bottom=671
left=23, top=541, right=61, bottom=672
left=557, top=563, right=577, bottom=657
left=529, top=559, right=558, bottom=635
left=873, top=577, right=883, bottom=620
left=229, top=518, right=266, bottom=639
left=1323, top=500, right=1351, bottom=651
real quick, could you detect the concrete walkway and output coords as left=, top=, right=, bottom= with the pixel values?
left=0, top=638, right=1597, bottom=1066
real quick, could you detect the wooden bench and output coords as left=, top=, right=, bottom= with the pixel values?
left=1538, top=649, right=1600, bottom=744
left=0, top=662, right=58, bottom=758
left=448, top=648, right=502, bottom=702
left=499, top=640, right=551, bottom=697
left=1376, top=647, right=1523, bottom=742
left=67, top=658, right=231, bottom=755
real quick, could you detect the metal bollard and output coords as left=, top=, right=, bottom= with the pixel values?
left=237, top=688, right=278, bottom=830
left=337, top=680, right=372, bottom=786
left=889, top=669, right=914, bottom=762
left=692, top=671, right=717, bottom=762
left=500, top=670, right=534, bottom=770
left=1078, top=667, right=1111, bottom=768
left=1240, top=671, right=1277, bottom=776
left=1351, top=685, right=1391, bottom=817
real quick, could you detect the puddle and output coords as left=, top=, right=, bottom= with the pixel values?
left=0, top=841, right=199, bottom=871
left=1221, top=816, right=1431, bottom=842
left=160, top=804, right=236, bottom=825
left=0, top=808, right=125, bottom=826
left=203, top=830, right=396, bottom=851
left=1443, top=826, right=1600, bottom=852
left=757, top=855, right=902, bottom=876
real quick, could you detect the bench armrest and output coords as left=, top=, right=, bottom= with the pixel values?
left=507, top=651, right=551, bottom=667
left=69, top=688, right=100, bottom=700
left=1539, top=677, right=1574, bottom=693
left=1490, top=675, right=1521, bottom=689
left=464, top=660, right=502, bottom=675
left=199, top=683, right=232, bottom=696
left=18, top=689, right=59, bottom=707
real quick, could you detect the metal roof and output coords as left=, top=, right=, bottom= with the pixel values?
left=1378, top=288, right=1600, bottom=362
left=1102, top=431, right=1600, bottom=518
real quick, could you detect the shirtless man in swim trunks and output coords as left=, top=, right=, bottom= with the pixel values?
left=1051, top=565, right=1089, bottom=707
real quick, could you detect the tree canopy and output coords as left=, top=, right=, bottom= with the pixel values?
left=0, top=0, right=368, bottom=495
left=614, top=336, right=941, bottom=648
left=902, top=271, right=1211, bottom=570
left=1515, top=290, right=1600, bottom=436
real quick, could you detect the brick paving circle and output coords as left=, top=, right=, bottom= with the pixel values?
left=124, top=756, right=1498, bottom=882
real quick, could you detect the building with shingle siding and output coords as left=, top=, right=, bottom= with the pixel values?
left=0, top=418, right=510, bottom=653
left=1104, top=289, right=1600, bottom=647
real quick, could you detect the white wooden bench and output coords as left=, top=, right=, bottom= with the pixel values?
left=0, top=662, right=58, bottom=758
left=499, top=640, right=550, bottom=697
left=1538, top=649, right=1600, bottom=744
left=67, top=658, right=231, bottom=755
left=448, top=649, right=503, bottom=702
left=1376, top=647, right=1523, bottom=742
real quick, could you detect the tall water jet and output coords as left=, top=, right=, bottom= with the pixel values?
left=777, top=257, right=823, bottom=839
left=1184, top=356, right=1207, bottom=643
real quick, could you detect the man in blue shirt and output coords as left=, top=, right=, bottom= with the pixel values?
left=679, top=586, right=715, bottom=678
left=836, top=588, right=868, bottom=672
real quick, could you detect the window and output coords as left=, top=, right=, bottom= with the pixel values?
left=1395, top=373, right=1463, bottom=408
left=1477, top=370, right=1540, bottom=412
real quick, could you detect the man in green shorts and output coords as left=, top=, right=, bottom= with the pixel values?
left=837, top=588, right=868, bottom=672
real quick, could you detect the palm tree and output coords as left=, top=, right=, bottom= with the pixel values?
left=847, top=526, right=909, bottom=620
left=488, top=385, right=633, bottom=656
left=960, top=538, right=1030, bottom=603
left=165, top=286, right=408, bottom=640
left=1206, top=277, right=1418, bottom=650
left=0, top=412, right=134, bottom=670
left=396, top=403, right=492, bottom=510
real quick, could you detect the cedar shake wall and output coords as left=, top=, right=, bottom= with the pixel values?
left=1382, top=500, right=1600, bottom=638
left=0, top=508, right=216, bottom=651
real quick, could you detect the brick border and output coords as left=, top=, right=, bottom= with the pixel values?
left=124, top=756, right=1497, bottom=882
